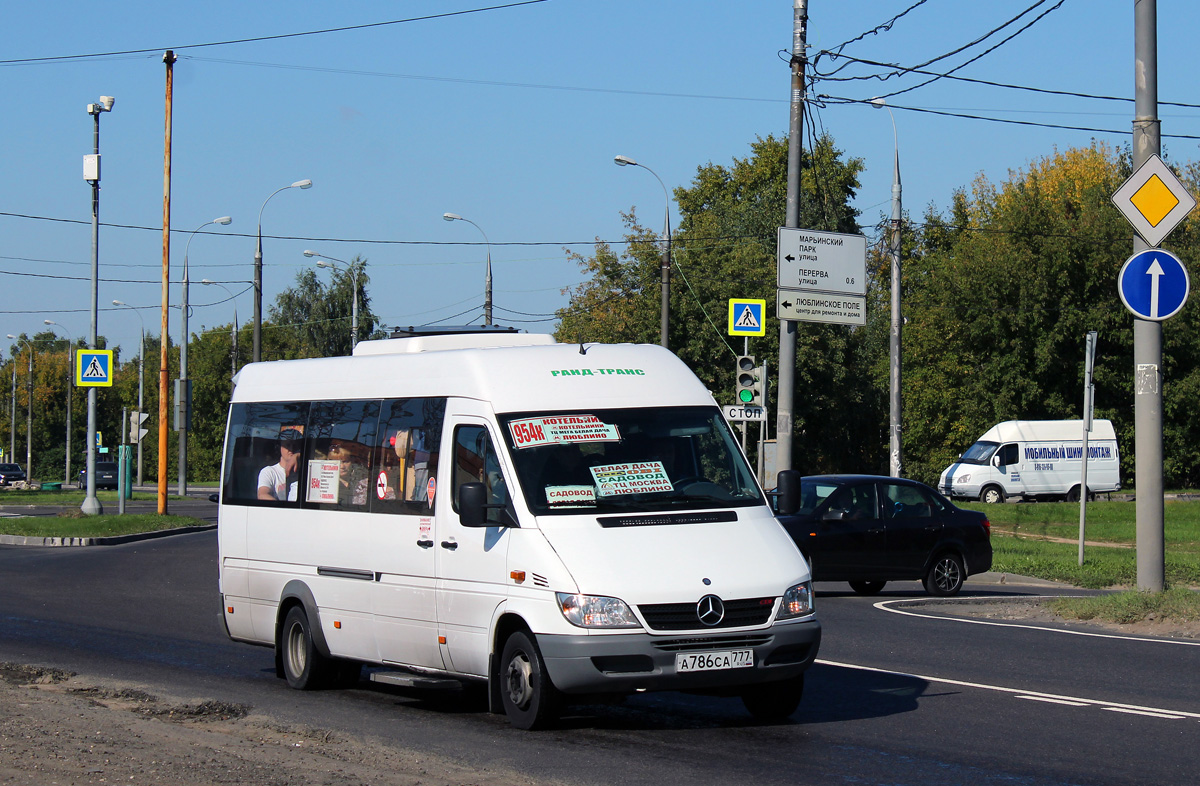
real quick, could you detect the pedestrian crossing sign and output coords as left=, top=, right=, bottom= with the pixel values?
left=728, top=298, right=767, bottom=337
left=76, top=349, right=114, bottom=387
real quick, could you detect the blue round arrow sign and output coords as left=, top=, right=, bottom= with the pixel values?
left=1118, top=249, right=1189, bottom=321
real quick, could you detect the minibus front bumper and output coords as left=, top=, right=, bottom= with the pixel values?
left=536, top=617, right=821, bottom=695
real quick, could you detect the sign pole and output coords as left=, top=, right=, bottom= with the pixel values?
left=1132, top=0, right=1163, bottom=592
left=1078, top=331, right=1096, bottom=566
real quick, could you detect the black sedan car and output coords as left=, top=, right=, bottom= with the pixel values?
left=0, top=463, right=26, bottom=486
left=776, top=475, right=992, bottom=597
left=78, top=461, right=119, bottom=490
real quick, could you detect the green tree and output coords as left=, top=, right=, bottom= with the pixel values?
left=267, top=255, right=378, bottom=359
left=899, top=141, right=1200, bottom=487
left=557, top=133, right=878, bottom=474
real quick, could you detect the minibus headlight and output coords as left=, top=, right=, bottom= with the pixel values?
left=777, top=581, right=814, bottom=619
left=556, top=593, right=642, bottom=629
left=958, top=473, right=971, bottom=483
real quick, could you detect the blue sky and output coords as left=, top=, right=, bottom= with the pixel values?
left=3, top=1, right=1199, bottom=356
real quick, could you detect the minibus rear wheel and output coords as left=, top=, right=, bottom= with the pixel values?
left=499, top=631, right=560, bottom=730
left=281, top=606, right=332, bottom=690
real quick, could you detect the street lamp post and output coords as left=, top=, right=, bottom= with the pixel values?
left=442, top=213, right=493, bottom=326
left=180, top=217, right=231, bottom=496
left=871, top=98, right=904, bottom=478
left=201, top=280, right=240, bottom=379
left=5, top=336, right=33, bottom=478
left=614, top=155, right=672, bottom=349
left=42, top=320, right=76, bottom=484
left=83, top=94, right=114, bottom=515
left=254, top=180, right=312, bottom=363
left=303, top=251, right=359, bottom=351
left=111, top=301, right=146, bottom=485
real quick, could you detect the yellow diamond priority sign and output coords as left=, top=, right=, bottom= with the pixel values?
left=1112, top=154, right=1196, bottom=248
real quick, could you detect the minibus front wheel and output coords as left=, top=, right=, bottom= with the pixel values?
left=499, top=631, right=561, bottom=730
left=281, top=605, right=332, bottom=690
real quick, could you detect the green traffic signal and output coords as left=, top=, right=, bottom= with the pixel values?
left=739, top=389, right=754, bottom=403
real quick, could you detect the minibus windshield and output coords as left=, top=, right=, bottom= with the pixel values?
left=499, top=406, right=764, bottom=515
left=959, top=440, right=999, bottom=464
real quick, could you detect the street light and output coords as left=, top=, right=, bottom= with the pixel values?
left=179, top=217, right=232, bottom=496
left=5, top=335, right=33, bottom=478
left=303, top=250, right=359, bottom=350
left=42, top=320, right=76, bottom=484
left=872, top=97, right=904, bottom=478
left=83, top=94, right=114, bottom=515
left=254, top=180, right=312, bottom=363
left=200, top=280, right=240, bottom=379
left=442, top=213, right=493, bottom=326
left=111, top=301, right=146, bottom=485
left=614, top=154, right=672, bottom=349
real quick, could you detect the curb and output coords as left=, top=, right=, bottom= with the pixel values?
left=968, top=571, right=1072, bottom=588
left=0, top=524, right=216, bottom=548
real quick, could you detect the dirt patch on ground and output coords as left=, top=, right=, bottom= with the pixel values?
left=934, top=597, right=1200, bottom=640
left=0, top=663, right=555, bottom=786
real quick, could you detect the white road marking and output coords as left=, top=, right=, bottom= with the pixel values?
left=816, top=659, right=1200, bottom=721
left=1016, top=695, right=1090, bottom=707
left=1102, top=707, right=1188, bottom=720
left=873, top=596, right=1200, bottom=648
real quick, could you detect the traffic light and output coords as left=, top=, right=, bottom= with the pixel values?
left=735, top=355, right=761, bottom=406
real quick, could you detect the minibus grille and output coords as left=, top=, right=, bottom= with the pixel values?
left=638, top=597, right=775, bottom=631
left=650, top=634, right=773, bottom=652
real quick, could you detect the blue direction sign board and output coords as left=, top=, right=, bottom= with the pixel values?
left=1118, top=249, right=1189, bottom=322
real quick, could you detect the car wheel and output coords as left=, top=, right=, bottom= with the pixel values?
left=848, top=580, right=887, bottom=596
left=980, top=486, right=1006, bottom=504
left=499, top=630, right=560, bottom=730
left=280, top=606, right=333, bottom=690
left=923, top=553, right=965, bottom=597
left=742, top=674, right=804, bottom=721
left=1066, top=485, right=1090, bottom=503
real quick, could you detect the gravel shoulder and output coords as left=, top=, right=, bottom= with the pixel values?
left=0, top=664, right=554, bottom=786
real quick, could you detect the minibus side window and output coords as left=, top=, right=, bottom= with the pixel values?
left=222, top=401, right=310, bottom=506
left=453, top=425, right=510, bottom=512
left=302, top=400, right=379, bottom=511
left=370, top=398, right=446, bottom=515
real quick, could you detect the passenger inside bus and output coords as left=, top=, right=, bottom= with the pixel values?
left=258, top=429, right=302, bottom=501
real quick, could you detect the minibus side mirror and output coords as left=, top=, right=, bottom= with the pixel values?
left=458, top=482, right=487, bottom=527
left=457, top=482, right=514, bottom=528
left=208, top=493, right=220, bottom=503
left=775, top=469, right=802, bottom=516
left=992, top=455, right=1001, bottom=469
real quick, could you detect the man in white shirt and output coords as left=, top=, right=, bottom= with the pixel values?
left=258, top=429, right=302, bottom=501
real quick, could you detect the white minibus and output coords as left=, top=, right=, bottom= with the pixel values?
left=216, top=331, right=820, bottom=729
left=938, top=419, right=1121, bottom=503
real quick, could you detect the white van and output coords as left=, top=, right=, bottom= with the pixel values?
left=938, top=419, right=1120, bottom=503
left=216, top=331, right=819, bottom=729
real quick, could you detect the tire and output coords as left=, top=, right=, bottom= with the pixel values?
left=848, top=580, right=887, bottom=596
left=980, top=486, right=1006, bottom=504
left=1066, top=486, right=1090, bottom=503
left=742, top=674, right=805, bottom=721
left=923, top=553, right=965, bottom=597
left=280, top=606, right=333, bottom=690
left=499, top=631, right=560, bottom=730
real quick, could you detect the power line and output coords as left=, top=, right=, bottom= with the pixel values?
left=0, top=1, right=550, bottom=65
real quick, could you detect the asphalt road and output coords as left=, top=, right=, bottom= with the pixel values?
left=0, top=531, right=1196, bottom=786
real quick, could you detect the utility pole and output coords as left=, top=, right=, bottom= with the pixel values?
left=777, top=0, right=808, bottom=476
left=888, top=134, right=903, bottom=477
left=159, top=50, right=175, bottom=515
left=1132, top=0, right=1163, bottom=591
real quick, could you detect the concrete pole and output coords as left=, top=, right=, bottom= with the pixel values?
left=887, top=114, right=903, bottom=478
left=82, top=101, right=106, bottom=516
left=1133, top=0, right=1163, bottom=591
left=777, top=0, right=808, bottom=476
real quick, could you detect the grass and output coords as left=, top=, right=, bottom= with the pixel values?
left=0, top=512, right=208, bottom=538
left=959, top=499, right=1200, bottom=624
left=1046, top=587, right=1200, bottom=625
